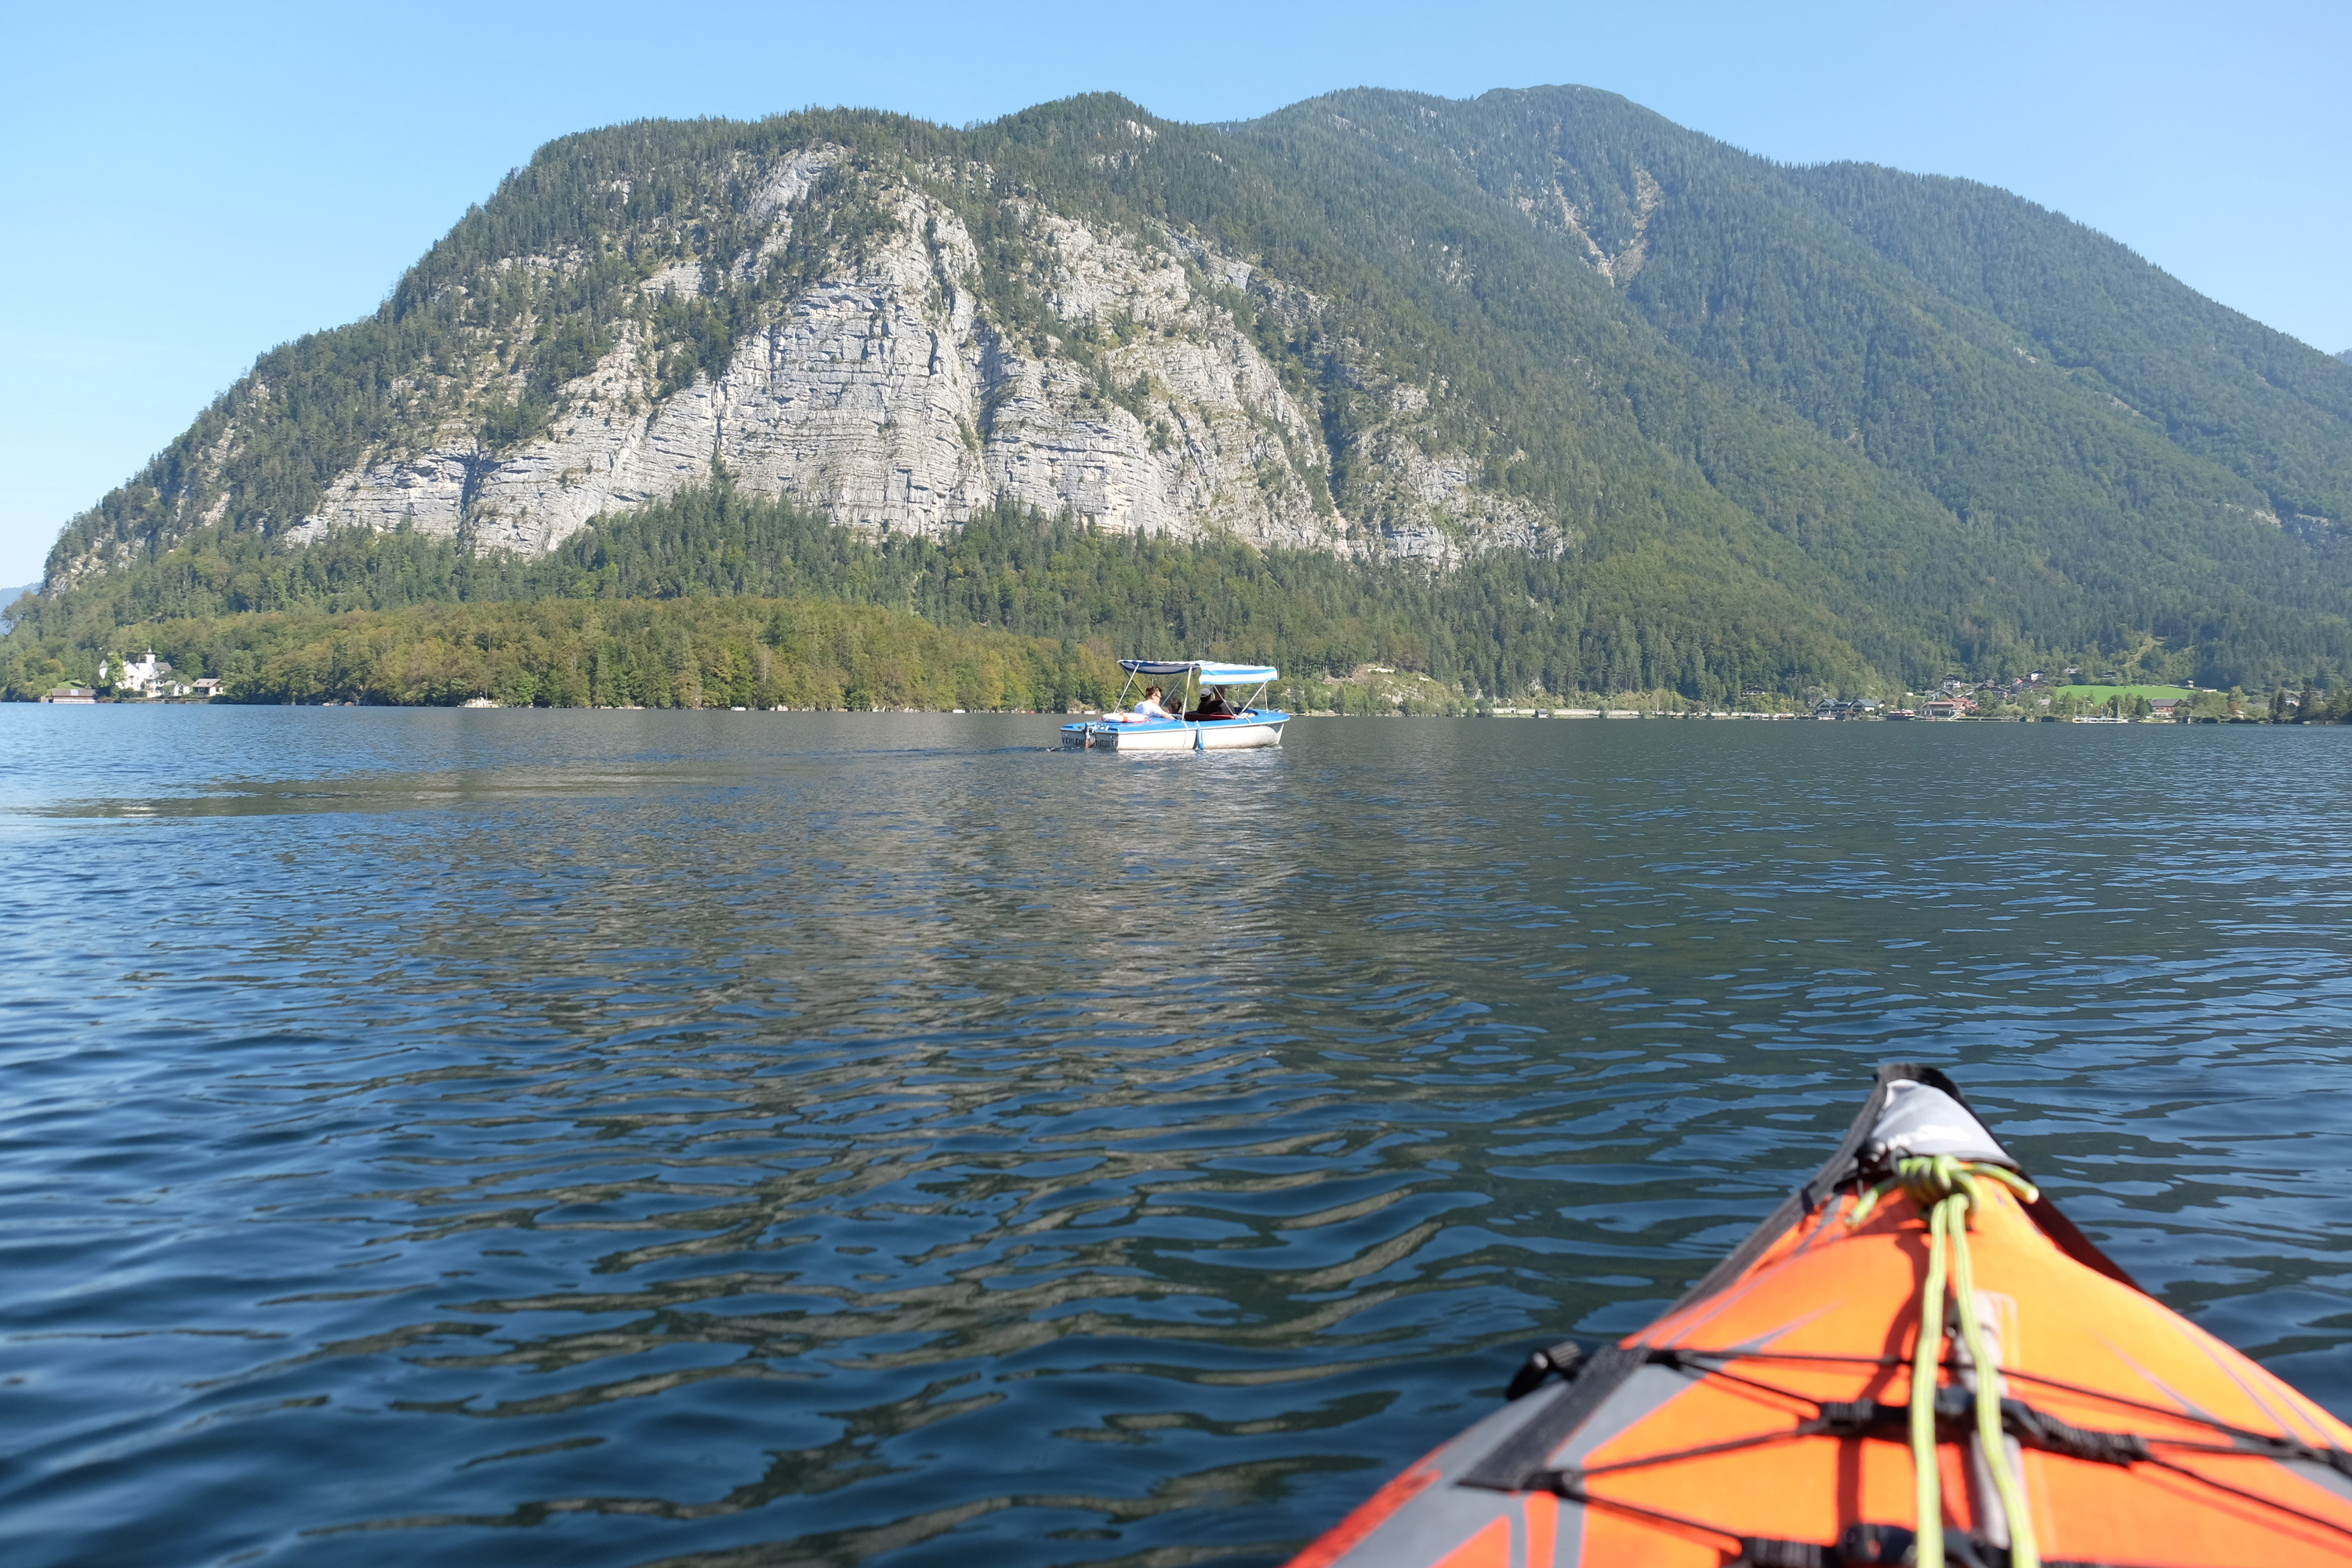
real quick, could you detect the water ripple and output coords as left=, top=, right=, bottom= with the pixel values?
left=2, top=711, right=2350, bottom=1565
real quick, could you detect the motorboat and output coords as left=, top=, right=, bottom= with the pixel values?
left=1060, top=660, right=1290, bottom=751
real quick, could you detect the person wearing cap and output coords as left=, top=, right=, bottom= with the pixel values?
left=1189, top=685, right=1239, bottom=720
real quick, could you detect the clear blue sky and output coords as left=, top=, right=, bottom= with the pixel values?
left=3, top=0, right=2345, bottom=585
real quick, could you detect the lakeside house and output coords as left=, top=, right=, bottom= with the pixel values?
left=44, top=686, right=97, bottom=704
left=83, top=650, right=213, bottom=699
left=100, top=650, right=193, bottom=697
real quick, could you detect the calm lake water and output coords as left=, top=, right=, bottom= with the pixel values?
left=5, top=709, right=2352, bottom=1567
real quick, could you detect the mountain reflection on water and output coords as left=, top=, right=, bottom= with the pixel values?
left=5, top=709, right=2350, bottom=1567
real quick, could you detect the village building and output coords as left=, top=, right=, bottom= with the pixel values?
left=100, top=651, right=174, bottom=695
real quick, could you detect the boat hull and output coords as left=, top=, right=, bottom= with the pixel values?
left=1288, top=1064, right=2352, bottom=1567
left=1059, top=713, right=1288, bottom=752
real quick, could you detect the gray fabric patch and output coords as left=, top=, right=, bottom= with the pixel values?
left=1329, top=1478, right=1517, bottom=1566
left=1866, top=1079, right=2013, bottom=1168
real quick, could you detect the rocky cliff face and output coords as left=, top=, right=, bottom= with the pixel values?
left=245, top=143, right=1555, bottom=575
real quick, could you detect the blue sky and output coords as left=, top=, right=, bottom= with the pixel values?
left=3, top=0, right=2345, bottom=584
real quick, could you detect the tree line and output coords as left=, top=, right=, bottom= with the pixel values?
left=6, top=593, right=1117, bottom=712
left=3, top=483, right=1882, bottom=704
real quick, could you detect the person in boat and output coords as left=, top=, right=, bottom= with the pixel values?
left=1131, top=685, right=1175, bottom=720
left=1187, top=686, right=1240, bottom=720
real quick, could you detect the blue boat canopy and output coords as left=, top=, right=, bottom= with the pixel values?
left=1118, top=659, right=1278, bottom=683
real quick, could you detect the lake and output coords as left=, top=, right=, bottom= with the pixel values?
left=5, top=709, right=2350, bottom=1567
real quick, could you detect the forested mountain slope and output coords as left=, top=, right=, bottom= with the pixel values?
left=1270, top=88, right=2352, bottom=679
left=13, top=85, right=2351, bottom=699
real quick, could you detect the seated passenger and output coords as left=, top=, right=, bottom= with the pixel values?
left=1131, top=684, right=1175, bottom=720
left=1188, top=686, right=1239, bottom=720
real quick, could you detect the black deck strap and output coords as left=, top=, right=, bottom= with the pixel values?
left=1808, top=1396, right=1909, bottom=1438
left=1740, top=1530, right=2132, bottom=1568
left=2002, top=1399, right=2151, bottom=1465
left=1737, top=1529, right=2085, bottom=1568
left=1737, top=1523, right=1923, bottom=1566
left=1809, top=1389, right=2149, bottom=1466
left=1737, top=1537, right=1840, bottom=1567
left=1459, top=1341, right=1648, bottom=1490
left=1739, top=1546, right=2138, bottom=1568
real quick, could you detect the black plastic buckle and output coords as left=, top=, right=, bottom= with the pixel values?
left=1504, top=1339, right=1584, bottom=1401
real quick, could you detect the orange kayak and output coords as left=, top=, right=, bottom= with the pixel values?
left=1288, top=1065, right=2352, bottom=1567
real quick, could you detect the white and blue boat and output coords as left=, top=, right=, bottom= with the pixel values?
left=1060, top=660, right=1290, bottom=751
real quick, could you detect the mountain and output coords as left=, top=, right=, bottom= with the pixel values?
left=11, top=86, right=2352, bottom=702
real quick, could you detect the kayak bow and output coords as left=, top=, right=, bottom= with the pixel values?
left=1289, top=1064, right=2352, bottom=1567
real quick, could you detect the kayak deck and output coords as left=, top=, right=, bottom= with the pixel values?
left=1290, top=1065, right=2352, bottom=1567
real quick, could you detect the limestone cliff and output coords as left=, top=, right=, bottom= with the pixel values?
left=96, top=140, right=1560, bottom=590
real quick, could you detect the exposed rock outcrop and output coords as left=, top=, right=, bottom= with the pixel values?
left=275, top=155, right=1552, bottom=567
left=1514, top=163, right=1662, bottom=284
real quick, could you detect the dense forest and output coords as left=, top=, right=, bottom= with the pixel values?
left=9, top=592, right=1112, bottom=713
left=1, top=484, right=1867, bottom=704
left=13, top=85, right=2352, bottom=702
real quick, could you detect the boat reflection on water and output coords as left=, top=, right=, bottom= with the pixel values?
left=1062, top=659, right=1290, bottom=751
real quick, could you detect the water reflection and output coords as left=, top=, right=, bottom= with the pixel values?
left=2, top=710, right=2349, bottom=1566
